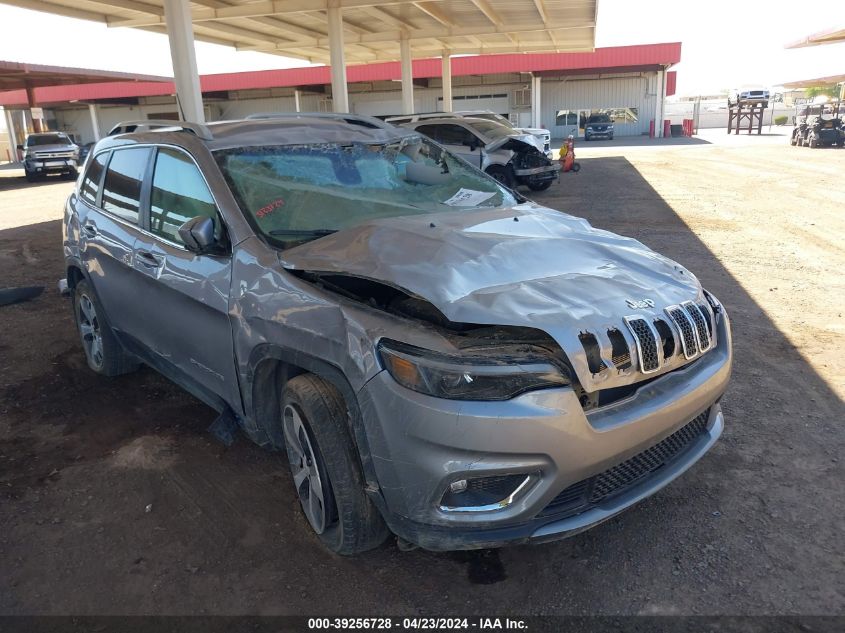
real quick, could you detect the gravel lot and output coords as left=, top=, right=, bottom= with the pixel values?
left=0, top=130, right=842, bottom=616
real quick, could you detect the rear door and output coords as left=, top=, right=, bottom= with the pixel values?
left=129, top=146, right=239, bottom=409
left=77, top=146, right=153, bottom=338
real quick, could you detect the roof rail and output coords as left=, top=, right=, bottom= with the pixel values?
left=244, top=111, right=397, bottom=130
left=107, top=119, right=214, bottom=141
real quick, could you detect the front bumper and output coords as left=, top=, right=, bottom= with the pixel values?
left=358, top=312, right=732, bottom=550
left=25, top=158, right=78, bottom=174
left=586, top=129, right=613, bottom=138
left=513, top=163, right=562, bottom=178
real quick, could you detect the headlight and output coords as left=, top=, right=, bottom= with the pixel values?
left=377, top=339, right=570, bottom=401
left=703, top=289, right=722, bottom=314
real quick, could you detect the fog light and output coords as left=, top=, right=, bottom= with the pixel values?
left=440, top=474, right=533, bottom=512
left=449, top=479, right=468, bottom=494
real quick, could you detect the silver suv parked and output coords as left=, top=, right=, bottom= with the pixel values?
left=20, top=132, right=80, bottom=182
left=62, top=114, right=732, bottom=554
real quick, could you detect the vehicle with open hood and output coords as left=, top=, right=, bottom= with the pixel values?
left=62, top=113, right=732, bottom=554
left=402, top=116, right=560, bottom=191
left=385, top=110, right=552, bottom=157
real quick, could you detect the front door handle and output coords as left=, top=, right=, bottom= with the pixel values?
left=82, top=223, right=98, bottom=238
left=135, top=250, right=163, bottom=268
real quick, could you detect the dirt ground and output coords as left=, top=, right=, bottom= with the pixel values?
left=0, top=130, right=842, bottom=616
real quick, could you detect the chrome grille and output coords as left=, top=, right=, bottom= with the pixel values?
left=539, top=409, right=711, bottom=518
left=665, top=305, right=698, bottom=359
left=624, top=317, right=661, bottom=373
left=34, top=151, right=75, bottom=159
left=682, top=301, right=712, bottom=352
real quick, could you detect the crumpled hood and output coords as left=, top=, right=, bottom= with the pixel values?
left=279, top=204, right=704, bottom=390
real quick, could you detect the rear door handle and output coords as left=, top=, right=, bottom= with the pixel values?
left=135, top=250, right=163, bottom=268
left=82, top=223, right=98, bottom=238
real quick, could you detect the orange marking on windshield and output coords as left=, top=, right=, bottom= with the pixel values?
left=257, top=199, right=285, bottom=218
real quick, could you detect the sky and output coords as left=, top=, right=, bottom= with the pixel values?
left=0, top=0, right=843, bottom=102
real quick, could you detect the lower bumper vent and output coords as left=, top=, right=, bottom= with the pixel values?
left=539, top=409, right=711, bottom=518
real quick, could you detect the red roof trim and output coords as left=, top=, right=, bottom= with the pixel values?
left=0, top=43, right=681, bottom=107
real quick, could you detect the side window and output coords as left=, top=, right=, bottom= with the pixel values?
left=150, top=148, right=219, bottom=245
left=430, top=124, right=476, bottom=146
left=416, top=124, right=443, bottom=143
left=101, top=147, right=152, bottom=224
left=80, top=152, right=108, bottom=205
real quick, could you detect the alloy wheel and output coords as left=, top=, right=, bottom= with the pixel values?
left=283, top=404, right=329, bottom=534
left=78, top=293, right=104, bottom=369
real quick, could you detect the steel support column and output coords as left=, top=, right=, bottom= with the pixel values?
left=88, top=103, right=101, bottom=142
left=294, top=89, right=302, bottom=113
left=400, top=36, right=414, bottom=114
left=162, top=0, right=205, bottom=123
left=327, top=1, right=349, bottom=113
left=654, top=69, right=665, bottom=138
left=3, top=107, right=18, bottom=162
left=25, top=84, right=43, bottom=133
left=531, top=74, right=542, bottom=128
left=441, top=52, right=452, bottom=112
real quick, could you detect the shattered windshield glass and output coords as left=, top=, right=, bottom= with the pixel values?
left=215, top=136, right=518, bottom=247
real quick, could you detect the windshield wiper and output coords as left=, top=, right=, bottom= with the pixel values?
left=269, top=229, right=337, bottom=237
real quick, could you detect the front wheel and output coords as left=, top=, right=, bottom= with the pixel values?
left=527, top=178, right=553, bottom=191
left=24, top=170, right=37, bottom=183
left=485, top=165, right=515, bottom=188
left=281, top=374, right=389, bottom=555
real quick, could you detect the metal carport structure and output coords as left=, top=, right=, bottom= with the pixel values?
left=0, top=0, right=597, bottom=123
left=0, top=60, right=167, bottom=156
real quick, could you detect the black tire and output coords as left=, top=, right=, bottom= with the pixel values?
left=527, top=178, right=553, bottom=191
left=485, top=165, right=515, bottom=188
left=808, top=135, right=818, bottom=148
left=609, top=134, right=614, bottom=140
left=790, top=132, right=797, bottom=146
left=66, top=168, right=79, bottom=180
left=73, top=279, right=139, bottom=376
left=25, top=170, right=37, bottom=183
left=281, top=374, right=389, bottom=555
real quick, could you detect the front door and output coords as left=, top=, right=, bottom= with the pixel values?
left=129, top=146, right=240, bottom=410
left=415, top=123, right=486, bottom=170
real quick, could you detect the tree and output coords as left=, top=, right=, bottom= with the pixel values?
left=805, top=85, right=839, bottom=99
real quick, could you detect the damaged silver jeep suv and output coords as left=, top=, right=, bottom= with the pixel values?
left=62, top=113, right=732, bottom=554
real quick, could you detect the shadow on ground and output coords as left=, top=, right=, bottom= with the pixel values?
left=0, top=159, right=842, bottom=616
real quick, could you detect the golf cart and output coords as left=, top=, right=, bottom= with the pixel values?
left=791, top=100, right=844, bottom=148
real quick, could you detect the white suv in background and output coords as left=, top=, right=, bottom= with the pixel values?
left=386, top=110, right=552, bottom=158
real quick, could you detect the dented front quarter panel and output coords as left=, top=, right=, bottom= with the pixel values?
left=277, top=203, right=704, bottom=392
left=230, top=235, right=458, bottom=414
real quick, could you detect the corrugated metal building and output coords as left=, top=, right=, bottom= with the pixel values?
left=1, top=43, right=680, bottom=144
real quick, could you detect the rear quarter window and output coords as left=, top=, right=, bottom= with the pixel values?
left=80, top=152, right=108, bottom=205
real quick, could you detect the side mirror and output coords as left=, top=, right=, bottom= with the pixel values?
left=178, top=216, right=216, bottom=254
